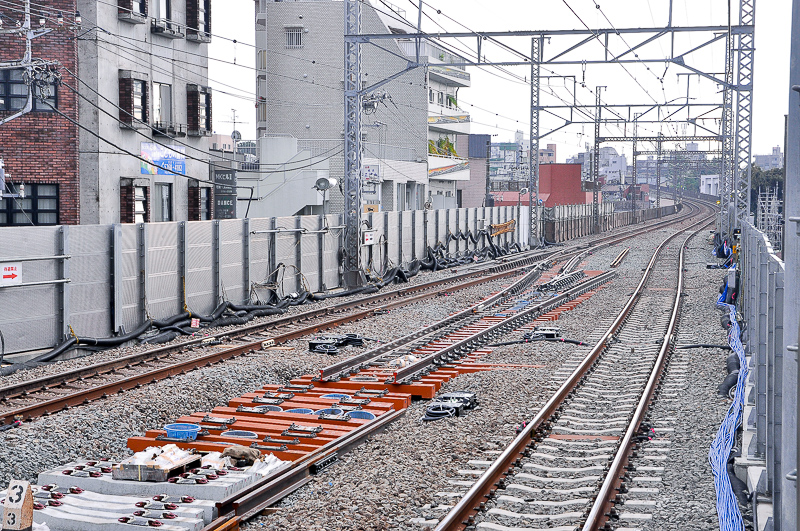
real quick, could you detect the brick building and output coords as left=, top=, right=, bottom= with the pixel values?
left=0, top=1, right=80, bottom=226
left=0, top=0, right=213, bottom=226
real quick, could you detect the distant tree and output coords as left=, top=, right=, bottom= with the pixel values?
left=749, top=164, right=784, bottom=214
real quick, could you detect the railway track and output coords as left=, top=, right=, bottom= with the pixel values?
left=432, top=204, right=715, bottom=531
left=0, top=201, right=701, bottom=427
left=4, top=201, right=716, bottom=531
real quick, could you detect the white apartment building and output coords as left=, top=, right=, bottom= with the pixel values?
left=252, top=0, right=470, bottom=214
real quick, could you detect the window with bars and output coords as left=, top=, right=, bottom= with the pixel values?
left=0, top=69, right=56, bottom=112
left=285, top=27, right=303, bottom=48
left=152, top=183, right=172, bottom=222
left=134, top=186, right=147, bottom=223
left=199, top=187, right=211, bottom=220
left=197, top=0, right=209, bottom=33
left=198, top=91, right=210, bottom=131
left=0, top=183, right=58, bottom=226
left=132, top=79, right=146, bottom=122
left=152, top=82, right=172, bottom=124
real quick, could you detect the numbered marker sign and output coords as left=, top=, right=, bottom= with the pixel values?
left=2, top=480, right=32, bottom=531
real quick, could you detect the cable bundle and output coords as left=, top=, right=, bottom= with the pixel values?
left=708, top=295, right=748, bottom=531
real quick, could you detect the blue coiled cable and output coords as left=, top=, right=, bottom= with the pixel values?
left=709, top=291, right=748, bottom=531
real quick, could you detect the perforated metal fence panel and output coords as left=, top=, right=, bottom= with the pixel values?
left=401, top=211, right=413, bottom=262
left=119, top=224, right=143, bottom=332
left=146, top=223, right=180, bottom=320
left=219, top=220, right=246, bottom=304
left=0, top=227, right=61, bottom=352
left=300, top=216, right=321, bottom=292
left=70, top=225, right=112, bottom=339
left=386, top=212, right=400, bottom=267
left=185, top=221, right=215, bottom=315
left=322, top=215, right=340, bottom=290
left=274, top=216, right=299, bottom=295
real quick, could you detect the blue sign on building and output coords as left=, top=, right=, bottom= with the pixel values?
left=140, top=143, right=186, bottom=175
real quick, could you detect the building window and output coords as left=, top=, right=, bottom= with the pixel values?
left=285, top=27, right=303, bottom=49
left=157, top=0, right=170, bottom=21
left=198, top=92, right=210, bottom=130
left=152, top=82, right=172, bottom=124
left=187, top=85, right=212, bottom=136
left=134, top=186, right=147, bottom=223
left=200, top=187, right=211, bottom=220
left=437, top=91, right=443, bottom=105
left=0, top=69, right=57, bottom=112
left=132, top=79, right=146, bottom=122
left=429, top=89, right=434, bottom=104
left=0, top=183, right=58, bottom=226
left=152, top=183, right=172, bottom=221
left=133, top=0, right=146, bottom=15
left=197, top=0, right=209, bottom=33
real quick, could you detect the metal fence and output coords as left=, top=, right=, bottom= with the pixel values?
left=738, top=220, right=792, bottom=531
left=0, top=203, right=662, bottom=355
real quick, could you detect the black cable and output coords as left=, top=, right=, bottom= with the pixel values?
left=676, top=344, right=732, bottom=350
left=488, top=337, right=588, bottom=347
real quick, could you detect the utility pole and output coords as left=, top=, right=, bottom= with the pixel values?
left=592, top=86, right=605, bottom=234
left=528, top=35, right=542, bottom=247
left=342, top=0, right=364, bottom=288
left=656, top=132, right=663, bottom=214
left=632, top=114, right=638, bottom=220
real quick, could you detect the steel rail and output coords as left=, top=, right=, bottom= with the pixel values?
left=0, top=260, right=536, bottom=403
left=0, top=202, right=703, bottom=426
left=434, top=205, right=715, bottom=531
left=582, top=219, right=713, bottom=530
left=389, top=271, right=616, bottom=384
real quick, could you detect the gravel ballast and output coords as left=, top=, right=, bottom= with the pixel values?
left=0, top=209, right=728, bottom=531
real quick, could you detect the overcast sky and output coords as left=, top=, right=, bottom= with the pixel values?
left=209, top=0, right=792, bottom=162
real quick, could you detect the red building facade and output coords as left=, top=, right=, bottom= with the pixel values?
left=0, top=3, right=80, bottom=225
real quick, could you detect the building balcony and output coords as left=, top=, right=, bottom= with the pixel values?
left=151, top=19, right=185, bottom=39
left=428, top=153, right=470, bottom=181
left=187, top=30, right=212, bottom=43
left=118, top=11, right=147, bottom=24
left=152, top=122, right=186, bottom=137
left=428, top=108, right=471, bottom=136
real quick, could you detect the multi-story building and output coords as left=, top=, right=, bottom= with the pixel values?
left=566, top=146, right=627, bottom=183
left=78, top=0, right=213, bottom=224
left=754, top=146, right=784, bottom=170
left=539, top=143, right=556, bottom=164
left=253, top=0, right=470, bottom=214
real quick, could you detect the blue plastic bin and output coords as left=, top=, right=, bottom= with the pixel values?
left=346, top=411, right=376, bottom=420
left=285, top=408, right=314, bottom=414
left=220, top=430, right=258, bottom=438
left=320, top=393, right=349, bottom=400
left=164, top=423, right=201, bottom=441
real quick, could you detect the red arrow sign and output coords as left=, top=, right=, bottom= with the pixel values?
left=3, top=273, right=17, bottom=280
